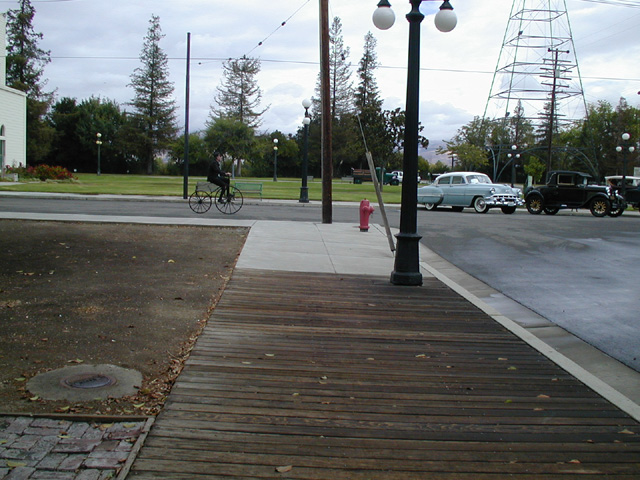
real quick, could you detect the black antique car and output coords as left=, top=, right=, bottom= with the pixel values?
left=525, top=171, right=627, bottom=217
left=605, top=176, right=640, bottom=209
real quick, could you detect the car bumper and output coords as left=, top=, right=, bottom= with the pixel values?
left=485, top=195, right=524, bottom=207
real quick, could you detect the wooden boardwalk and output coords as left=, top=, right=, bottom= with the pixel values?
left=129, top=269, right=640, bottom=479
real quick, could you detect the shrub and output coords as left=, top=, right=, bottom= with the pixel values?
left=5, top=165, right=77, bottom=181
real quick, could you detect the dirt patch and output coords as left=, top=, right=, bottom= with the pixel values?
left=0, top=220, right=248, bottom=416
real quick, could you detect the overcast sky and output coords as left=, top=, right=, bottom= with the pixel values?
left=3, top=0, right=640, bottom=157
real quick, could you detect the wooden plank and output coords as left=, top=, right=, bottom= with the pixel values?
left=129, top=269, right=640, bottom=479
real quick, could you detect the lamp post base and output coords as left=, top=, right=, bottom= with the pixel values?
left=390, top=232, right=423, bottom=286
left=299, top=186, right=309, bottom=203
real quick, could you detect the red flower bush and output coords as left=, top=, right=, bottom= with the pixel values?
left=5, top=165, right=77, bottom=181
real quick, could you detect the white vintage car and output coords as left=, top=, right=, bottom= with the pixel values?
left=417, top=172, right=523, bottom=214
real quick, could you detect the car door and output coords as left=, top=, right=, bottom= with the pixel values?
left=558, top=173, right=588, bottom=206
left=436, top=175, right=452, bottom=205
left=447, top=175, right=466, bottom=205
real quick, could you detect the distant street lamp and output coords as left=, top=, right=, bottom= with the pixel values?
left=96, top=133, right=102, bottom=176
left=616, top=133, right=635, bottom=197
left=300, top=99, right=312, bottom=203
left=373, top=0, right=457, bottom=286
left=273, top=138, right=279, bottom=182
left=507, top=144, right=520, bottom=188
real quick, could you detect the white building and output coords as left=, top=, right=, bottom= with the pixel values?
left=0, top=13, right=27, bottom=172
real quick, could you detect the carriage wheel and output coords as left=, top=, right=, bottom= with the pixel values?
left=214, top=186, right=244, bottom=215
left=189, top=190, right=212, bottom=214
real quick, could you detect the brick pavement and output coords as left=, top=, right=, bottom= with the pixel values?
left=0, top=416, right=150, bottom=480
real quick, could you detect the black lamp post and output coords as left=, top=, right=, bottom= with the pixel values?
left=273, top=138, right=278, bottom=182
left=300, top=99, right=312, bottom=203
left=96, top=133, right=102, bottom=176
left=616, top=133, right=635, bottom=197
left=373, top=0, right=457, bottom=286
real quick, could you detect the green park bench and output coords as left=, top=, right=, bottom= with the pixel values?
left=234, top=182, right=263, bottom=200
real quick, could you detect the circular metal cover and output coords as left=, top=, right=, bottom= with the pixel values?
left=62, top=373, right=117, bottom=389
left=27, top=364, right=142, bottom=401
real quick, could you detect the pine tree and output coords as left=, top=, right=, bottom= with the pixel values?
left=5, top=0, right=50, bottom=97
left=354, top=32, right=390, bottom=169
left=5, top=0, right=54, bottom=164
left=355, top=32, right=382, bottom=113
left=211, top=55, right=267, bottom=129
left=128, top=15, right=178, bottom=174
left=313, top=17, right=353, bottom=120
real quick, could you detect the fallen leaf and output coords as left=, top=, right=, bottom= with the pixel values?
left=99, top=423, right=114, bottom=430
left=507, top=366, right=517, bottom=370
left=67, top=359, right=84, bottom=364
left=619, top=429, right=635, bottom=435
left=537, top=394, right=550, bottom=399
left=29, top=395, right=40, bottom=401
left=167, top=259, right=175, bottom=263
left=7, top=460, right=27, bottom=468
left=415, top=354, right=427, bottom=358
left=568, top=459, right=581, bottom=464
left=14, top=377, right=26, bottom=382
left=123, top=423, right=137, bottom=429
left=265, top=354, right=275, bottom=357
left=498, top=357, right=508, bottom=361
left=133, top=403, right=145, bottom=408
left=56, top=406, right=71, bottom=413
left=276, top=465, right=293, bottom=473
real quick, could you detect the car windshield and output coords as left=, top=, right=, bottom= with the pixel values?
left=466, top=174, right=491, bottom=184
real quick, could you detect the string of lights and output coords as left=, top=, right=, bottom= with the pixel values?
left=244, top=0, right=311, bottom=57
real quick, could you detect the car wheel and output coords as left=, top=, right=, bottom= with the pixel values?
left=543, top=207, right=559, bottom=215
left=525, top=195, right=543, bottom=214
left=424, top=203, right=437, bottom=211
left=608, top=206, right=624, bottom=217
left=590, top=198, right=610, bottom=217
left=501, top=206, right=516, bottom=214
left=473, top=197, right=489, bottom=214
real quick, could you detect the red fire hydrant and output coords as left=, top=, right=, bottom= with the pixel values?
left=359, top=199, right=375, bottom=232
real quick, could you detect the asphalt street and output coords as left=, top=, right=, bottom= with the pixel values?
left=1, top=194, right=638, bottom=372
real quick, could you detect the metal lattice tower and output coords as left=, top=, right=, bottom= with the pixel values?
left=483, top=0, right=589, bottom=144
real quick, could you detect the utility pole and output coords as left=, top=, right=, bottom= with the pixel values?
left=183, top=32, right=191, bottom=200
left=542, top=47, right=570, bottom=174
left=319, top=0, right=332, bottom=223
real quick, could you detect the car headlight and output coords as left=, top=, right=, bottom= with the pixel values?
left=490, top=187, right=496, bottom=194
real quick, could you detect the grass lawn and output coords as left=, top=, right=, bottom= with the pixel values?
left=0, top=173, right=403, bottom=204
